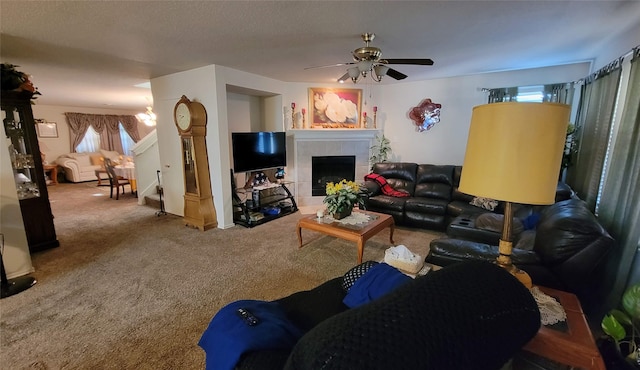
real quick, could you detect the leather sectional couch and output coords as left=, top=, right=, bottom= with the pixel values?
left=361, top=162, right=497, bottom=230
left=427, top=198, right=615, bottom=312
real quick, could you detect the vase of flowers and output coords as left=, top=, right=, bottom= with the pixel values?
left=323, top=179, right=364, bottom=220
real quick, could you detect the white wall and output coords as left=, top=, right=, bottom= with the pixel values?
left=31, top=104, right=155, bottom=163
left=378, top=63, right=591, bottom=165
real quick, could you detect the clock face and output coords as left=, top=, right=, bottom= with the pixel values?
left=175, top=103, right=191, bottom=130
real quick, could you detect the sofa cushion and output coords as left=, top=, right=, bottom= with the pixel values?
left=90, top=154, right=104, bottom=166
left=366, top=195, right=407, bottom=213
left=404, top=198, right=448, bottom=215
left=447, top=200, right=490, bottom=217
left=475, top=213, right=524, bottom=235
left=372, top=162, right=418, bottom=196
left=515, top=230, right=537, bottom=251
left=414, top=165, right=454, bottom=200
left=100, top=149, right=121, bottom=164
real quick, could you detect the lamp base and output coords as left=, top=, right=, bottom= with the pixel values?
left=497, top=239, right=533, bottom=289
left=501, top=263, right=533, bottom=289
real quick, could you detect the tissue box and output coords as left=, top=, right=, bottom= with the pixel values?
left=384, top=245, right=424, bottom=274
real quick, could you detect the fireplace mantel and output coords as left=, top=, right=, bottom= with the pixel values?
left=290, top=128, right=379, bottom=141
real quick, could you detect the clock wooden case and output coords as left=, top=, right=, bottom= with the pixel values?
left=173, top=95, right=217, bottom=231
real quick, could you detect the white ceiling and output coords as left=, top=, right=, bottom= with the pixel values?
left=2, top=1, right=639, bottom=110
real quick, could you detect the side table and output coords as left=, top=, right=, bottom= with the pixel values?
left=43, top=164, right=58, bottom=185
left=522, top=286, right=605, bottom=370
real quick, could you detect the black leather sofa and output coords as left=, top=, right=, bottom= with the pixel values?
left=361, top=162, right=576, bottom=232
left=200, top=261, right=541, bottom=370
left=361, top=162, right=460, bottom=230
left=427, top=198, right=615, bottom=312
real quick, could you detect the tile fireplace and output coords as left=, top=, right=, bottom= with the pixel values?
left=291, top=129, right=378, bottom=208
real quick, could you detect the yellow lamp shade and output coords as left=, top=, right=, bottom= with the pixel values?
left=459, top=102, right=570, bottom=205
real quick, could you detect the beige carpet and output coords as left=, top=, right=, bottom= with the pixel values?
left=0, top=182, right=444, bottom=369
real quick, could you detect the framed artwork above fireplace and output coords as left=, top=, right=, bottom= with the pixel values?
left=308, top=87, right=362, bottom=128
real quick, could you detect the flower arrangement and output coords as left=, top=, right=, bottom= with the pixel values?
left=323, top=179, right=364, bottom=218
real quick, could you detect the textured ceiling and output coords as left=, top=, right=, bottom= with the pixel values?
left=1, top=1, right=639, bottom=110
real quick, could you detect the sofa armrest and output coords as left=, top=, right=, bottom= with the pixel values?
left=361, top=180, right=381, bottom=197
left=427, top=238, right=541, bottom=267
left=56, top=156, right=81, bottom=172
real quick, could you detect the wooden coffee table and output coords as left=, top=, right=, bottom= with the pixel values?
left=296, top=210, right=395, bottom=264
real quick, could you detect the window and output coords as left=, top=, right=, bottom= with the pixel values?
left=75, top=122, right=135, bottom=154
left=119, top=123, right=135, bottom=156
left=486, top=83, right=575, bottom=104
left=75, top=125, right=101, bottom=153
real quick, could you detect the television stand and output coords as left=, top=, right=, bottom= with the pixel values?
left=233, top=181, right=297, bottom=228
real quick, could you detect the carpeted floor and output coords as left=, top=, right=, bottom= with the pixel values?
left=0, top=181, right=444, bottom=369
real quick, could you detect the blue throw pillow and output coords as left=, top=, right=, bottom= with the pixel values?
left=198, top=300, right=303, bottom=370
left=523, top=212, right=541, bottom=230
left=342, top=263, right=411, bottom=308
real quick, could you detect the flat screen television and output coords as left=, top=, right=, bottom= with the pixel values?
left=232, top=131, right=287, bottom=173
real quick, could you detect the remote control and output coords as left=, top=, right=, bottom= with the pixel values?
left=236, top=308, right=259, bottom=326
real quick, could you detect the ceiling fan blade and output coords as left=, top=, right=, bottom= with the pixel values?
left=386, top=68, right=408, bottom=80
left=337, top=72, right=350, bottom=83
left=384, top=58, right=434, bottom=66
left=304, top=62, right=356, bottom=70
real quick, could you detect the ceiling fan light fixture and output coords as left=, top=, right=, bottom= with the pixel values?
left=347, top=67, right=361, bottom=83
left=373, top=65, right=389, bottom=82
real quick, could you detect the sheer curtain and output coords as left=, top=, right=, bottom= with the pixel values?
left=598, top=47, right=640, bottom=306
left=565, top=59, right=622, bottom=211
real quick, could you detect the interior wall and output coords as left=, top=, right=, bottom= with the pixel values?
left=31, top=104, right=153, bottom=163
left=378, top=63, right=591, bottom=165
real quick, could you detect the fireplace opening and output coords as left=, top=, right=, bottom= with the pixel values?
left=312, top=156, right=356, bottom=196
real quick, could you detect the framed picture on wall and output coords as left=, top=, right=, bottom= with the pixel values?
left=308, top=87, right=362, bottom=127
left=35, top=119, right=58, bottom=138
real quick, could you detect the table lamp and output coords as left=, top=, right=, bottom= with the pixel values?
left=458, top=102, right=570, bottom=288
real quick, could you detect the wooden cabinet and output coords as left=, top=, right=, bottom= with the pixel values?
left=2, top=90, right=59, bottom=252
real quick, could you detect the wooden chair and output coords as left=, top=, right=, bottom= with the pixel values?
left=104, top=158, right=131, bottom=200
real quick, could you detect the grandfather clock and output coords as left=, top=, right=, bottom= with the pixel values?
left=173, top=95, right=217, bottom=231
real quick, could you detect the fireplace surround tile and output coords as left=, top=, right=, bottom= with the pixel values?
left=292, top=130, right=378, bottom=208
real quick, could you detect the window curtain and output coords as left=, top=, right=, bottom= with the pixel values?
left=565, top=59, right=622, bottom=211
left=597, top=47, right=640, bottom=306
left=65, top=113, right=140, bottom=153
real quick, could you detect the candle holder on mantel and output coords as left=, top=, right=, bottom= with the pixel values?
left=373, top=106, right=378, bottom=129
left=362, top=111, right=367, bottom=128
left=291, top=103, right=296, bottom=129
left=302, top=108, right=306, bottom=129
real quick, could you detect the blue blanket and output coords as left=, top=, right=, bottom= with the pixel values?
left=198, top=300, right=303, bottom=370
left=343, top=263, right=411, bottom=308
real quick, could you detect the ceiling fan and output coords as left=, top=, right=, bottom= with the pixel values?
left=306, top=33, right=434, bottom=83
